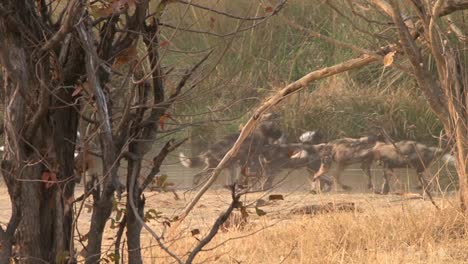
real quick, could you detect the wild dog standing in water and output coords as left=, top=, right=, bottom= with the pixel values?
left=312, top=134, right=385, bottom=191
left=242, top=130, right=330, bottom=191
left=372, top=140, right=456, bottom=194
left=179, top=113, right=284, bottom=186
left=245, top=142, right=333, bottom=191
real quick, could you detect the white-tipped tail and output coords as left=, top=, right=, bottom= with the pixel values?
left=291, top=149, right=308, bottom=159
left=299, top=131, right=316, bottom=143
left=0, top=146, right=4, bottom=152
left=442, top=153, right=457, bottom=166
left=179, top=152, right=193, bottom=168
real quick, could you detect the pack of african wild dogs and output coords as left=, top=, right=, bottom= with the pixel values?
left=179, top=112, right=457, bottom=194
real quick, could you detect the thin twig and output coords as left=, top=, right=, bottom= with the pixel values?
left=175, top=0, right=287, bottom=21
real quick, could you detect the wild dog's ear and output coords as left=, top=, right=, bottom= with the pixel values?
left=238, top=123, right=244, bottom=131
left=442, top=153, right=457, bottom=166
left=260, top=112, right=278, bottom=121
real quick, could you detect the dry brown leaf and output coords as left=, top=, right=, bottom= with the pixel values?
left=72, top=85, right=83, bottom=97
left=191, top=229, right=200, bottom=236
left=383, top=51, right=396, bottom=67
left=159, top=40, right=170, bottom=48
left=113, top=45, right=138, bottom=67
left=265, top=6, right=274, bottom=13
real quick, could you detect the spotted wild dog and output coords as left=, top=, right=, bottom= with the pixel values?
left=179, top=113, right=285, bottom=186
left=372, top=140, right=456, bottom=194
left=312, top=134, right=386, bottom=191
left=243, top=142, right=333, bottom=192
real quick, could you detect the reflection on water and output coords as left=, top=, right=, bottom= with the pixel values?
left=76, top=151, right=458, bottom=194
left=160, top=161, right=458, bottom=193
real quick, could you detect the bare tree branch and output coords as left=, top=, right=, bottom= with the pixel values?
left=280, top=15, right=414, bottom=75
left=447, top=17, right=468, bottom=43
left=41, top=0, right=84, bottom=52
left=439, top=0, right=468, bottom=15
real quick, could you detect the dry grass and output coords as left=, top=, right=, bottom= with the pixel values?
left=116, top=190, right=467, bottom=264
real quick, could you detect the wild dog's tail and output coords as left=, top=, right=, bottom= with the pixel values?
left=430, top=147, right=457, bottom=166
left=442, top=153, right=457, bottom=166
left=179, top=152, right=204, bottom=168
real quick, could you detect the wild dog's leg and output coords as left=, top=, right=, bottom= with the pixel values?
left=416, top=169, right=435, bottom=193
left=313, top=155, right=344, bottom=191
left=307, top=169, right=333, bottom=193
left=361, top=161, right=373, bottom=190
left=424, top=169, right=440, bottom=193
left=334, top=164, right=352, bottom=191
left=226, top=164, right=237, bottom=186
left=381, top=167, right=392, bottom=194
left=321, top=176, right=333, bottom=192
left=313, top=155, right=332, bottom=181
left=306, top=169, right=319, bottom=193
left=192, top=157, right=217, bottom=185
left=192, top=168, right=209, bottom=185
left=238, top=164, right=251, bottom=188
left=317, top=176, right=334, bottom=193
left=256, top=155, right=274, bottom=191
left=262, top=168, right=274, bottom=191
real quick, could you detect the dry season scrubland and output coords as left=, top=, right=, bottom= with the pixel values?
left=72, top=190, right=468, bottom=264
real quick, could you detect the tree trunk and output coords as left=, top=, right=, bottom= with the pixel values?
left=1, top=2, right=81, bottom=261
left=454, top=126, right=468, bottom=209
left=17, top=166, right=49, bottom=263
left=126, top=156, right=144, bottom=264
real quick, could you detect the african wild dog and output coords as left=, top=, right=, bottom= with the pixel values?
left=372, top=140, right=456, bottom=194
left=244, top=142, right=333, bottom=192
left=179, top=113, right=284, bottom=185
left=241, top=130, right=330, bottom=191
left=312, top=134, right=386, bottom=191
